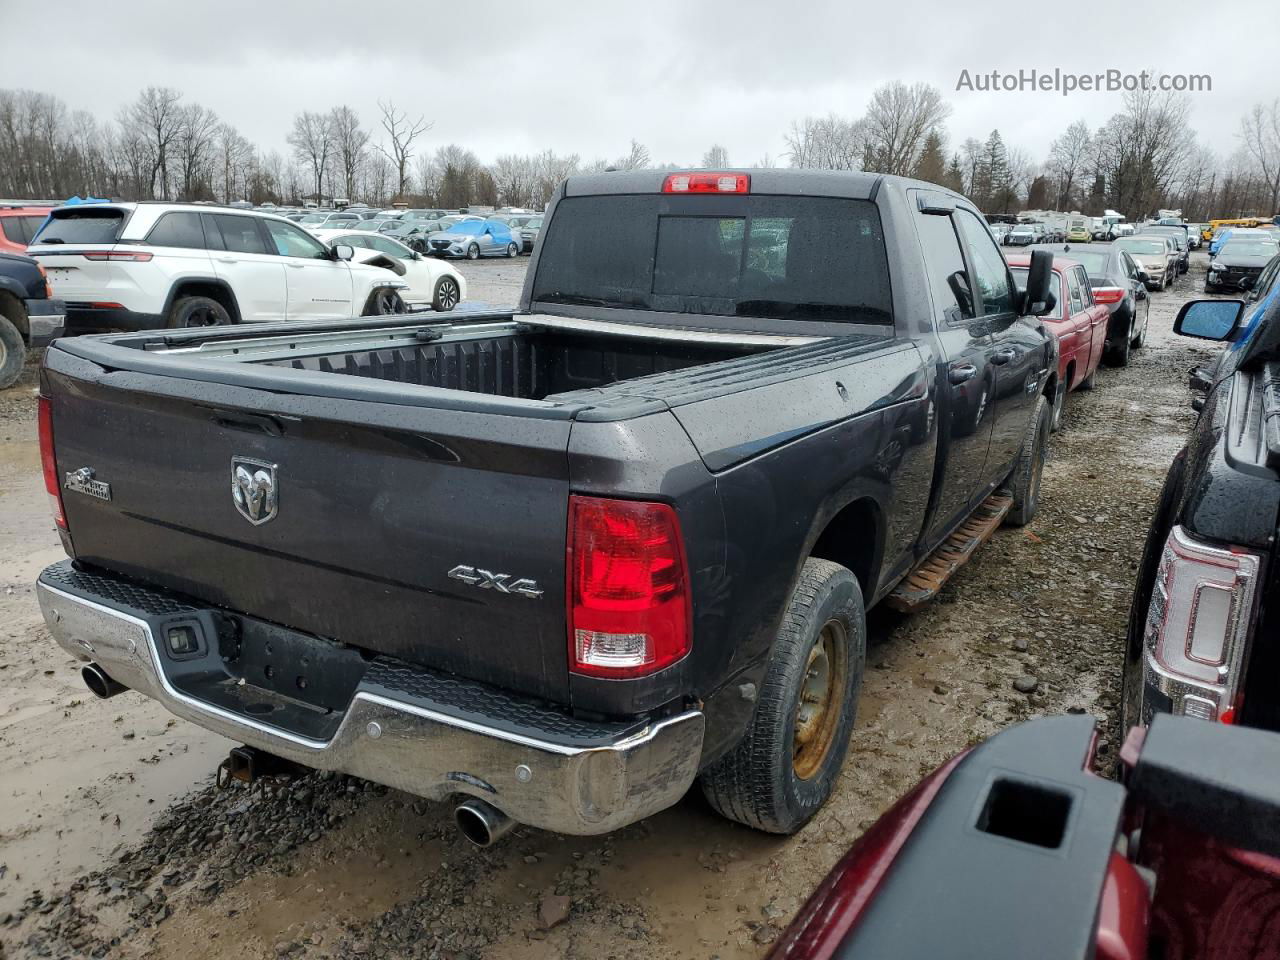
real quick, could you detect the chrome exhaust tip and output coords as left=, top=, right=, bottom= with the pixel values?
left=455, top=797, right=515, bottom=847
left=82, top=662, right=128, bottom=699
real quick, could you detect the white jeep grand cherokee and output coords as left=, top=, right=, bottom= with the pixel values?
left=27, top=202, right=411, bottom=330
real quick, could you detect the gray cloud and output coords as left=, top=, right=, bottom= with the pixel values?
left=0, top=0, right=1272, bottom=167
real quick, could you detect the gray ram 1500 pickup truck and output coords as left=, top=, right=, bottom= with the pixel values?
left=35, top=170, right=1058, bottom=842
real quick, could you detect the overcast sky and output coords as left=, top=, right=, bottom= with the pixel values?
left=2, top=0, right=1275, bottom=168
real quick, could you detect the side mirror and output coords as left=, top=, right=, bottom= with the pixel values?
left=1174, top=300, right=1244, bottom=341
left=1022, top=249, right=1055, bottom=316
left=1136, top=270, right=1150, bottom=282
left=333, top=244, right=355, bottom=261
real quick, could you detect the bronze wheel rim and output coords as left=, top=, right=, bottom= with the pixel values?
left=793, top=620, right=847, bottom=780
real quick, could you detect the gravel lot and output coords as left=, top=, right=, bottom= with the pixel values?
left=0, top=255, right=1219, bottom=959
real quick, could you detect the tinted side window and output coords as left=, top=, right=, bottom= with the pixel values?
left=915, top=210, right=976, bottom=324
left=1, top=217, right=26, bottom=244
left=956, top=210, right=1013, bottom=316
left=212, top=215, right=268, bottom=255
left=146, top=212, right=206, bottom=249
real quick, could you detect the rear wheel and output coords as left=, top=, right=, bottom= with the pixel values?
left=363, top=288, right=406, bottom=316
left=166, top=295, right=231, bottom=329
left=700, top=558, right=865, bottom=834
left=0, top=313, right=26, bottom=389
left=1108, top=322, right=1132, bottom=367
left=432, top=276, right=460, bottom=312
left=1004, top=394, right=1050, bottom=527
left=506, top=242, right=519, bottom=258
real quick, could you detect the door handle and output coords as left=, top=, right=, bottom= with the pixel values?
left=990, top=348, right=1017, bottom=365
left=285, top=262, right=305, bottom=269
left=217, top=256, right=237, bottom=264
left=948, top=363, right=978, bottom=385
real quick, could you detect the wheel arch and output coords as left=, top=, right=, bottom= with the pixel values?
left=806, top=494, right=886, bottom=603
left=0, top=289, right=28, bottom=338
left=163, top=277, right=242, bottom=324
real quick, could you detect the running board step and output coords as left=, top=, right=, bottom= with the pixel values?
left=886, top=492, right=1014, bottom=613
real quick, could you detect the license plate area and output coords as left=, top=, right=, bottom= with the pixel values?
left=155, top=610, right=370, bottom=741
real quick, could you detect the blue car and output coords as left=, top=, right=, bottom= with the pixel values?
left=1209, top=228, right=1235, bottom=257
left=423, top=220, right=522, bottom=259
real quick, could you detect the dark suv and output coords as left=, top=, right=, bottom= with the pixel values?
left=1123, top=253, right=1280, bottom=732
left=0, top=251, right=66, bottom=387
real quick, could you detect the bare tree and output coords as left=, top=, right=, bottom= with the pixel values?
left=702, top=144, right=730, bottom=168
left=175, top=103, right=219, bottom=200
left=376, top=100, right=431, bottom=198
left=862, top=81, right=950, bottom=176
left=785, top=114, right=868, bottom=170
left=533, top=150, right=580, bottom=206
left=329, top=105, right=368, bottom=201
left=217, top=123, right=252, bottom=202
left=1046, top=120, right=1092, bottom=209
left=1240, top=100, right=1280, bottom=215
left=124, top=86, right=183, bottom=199
left=617, top=139, right=650, bottom=170
left=491, top=154, right=537, bottom=207
left=287, top=111, right=333, bottom=202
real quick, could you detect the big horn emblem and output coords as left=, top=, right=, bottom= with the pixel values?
left=231, top=457, right=278, bottom=525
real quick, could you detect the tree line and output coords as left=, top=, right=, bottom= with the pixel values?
left=2, top=83, right=1278, bottom=220
left=786, top=82, right=1280, bottom=221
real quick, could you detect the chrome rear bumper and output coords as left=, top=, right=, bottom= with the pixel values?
left=37, top=566, right=704, bottom=835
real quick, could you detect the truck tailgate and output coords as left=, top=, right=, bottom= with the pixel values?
left=44, top=362, right=575, bottom=702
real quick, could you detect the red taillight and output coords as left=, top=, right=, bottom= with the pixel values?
left=82, top=251, right=152, bottom=262
left=88, top=302, right=125, bottom=309
left=1093, top=286, right=1125, bottom=305
left=662, top=172, right=750, bottom=194
left=36, top=261, right=52, bottom=298
left=567, top=495, right=691, bottom=678
left=38, top=396, right=66, bottom=530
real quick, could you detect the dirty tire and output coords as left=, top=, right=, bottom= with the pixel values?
left=0, top=313, right=25, bottom=389
left=700, top=558, right=865, bottom=835
left=1108, top=322, right=1132, bottom=367
left=432, top=276, right=460, bottom=311
left=363, top=288, right=406, bottom=316
left=166, top=295, right=230, bottom=329
left=1004, top=394, right=1050, bottom=527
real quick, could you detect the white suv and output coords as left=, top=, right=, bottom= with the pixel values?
left=27, top=202, right=411, bottom=331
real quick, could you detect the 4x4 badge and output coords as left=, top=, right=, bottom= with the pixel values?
left=231, top=457, right=277, bottom=525
left=448, top=565, right=543, bottom=599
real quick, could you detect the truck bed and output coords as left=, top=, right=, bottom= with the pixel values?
left=125, top=313, right=812, bottom=402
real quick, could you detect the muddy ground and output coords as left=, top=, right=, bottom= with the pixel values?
left=1, top=255, right=1219, bottom=959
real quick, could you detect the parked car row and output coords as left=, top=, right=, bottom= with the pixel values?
left=22, top=203, right=427, bottom=337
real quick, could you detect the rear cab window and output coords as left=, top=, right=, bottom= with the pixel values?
left=32, top=207, right=127, bottom=245
left=531, top=194, right=893, bottom=325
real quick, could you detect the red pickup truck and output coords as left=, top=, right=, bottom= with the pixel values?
left=768, top=714, right=1280, bottom=960
left=1008, top=253, right=1110, bottom=430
